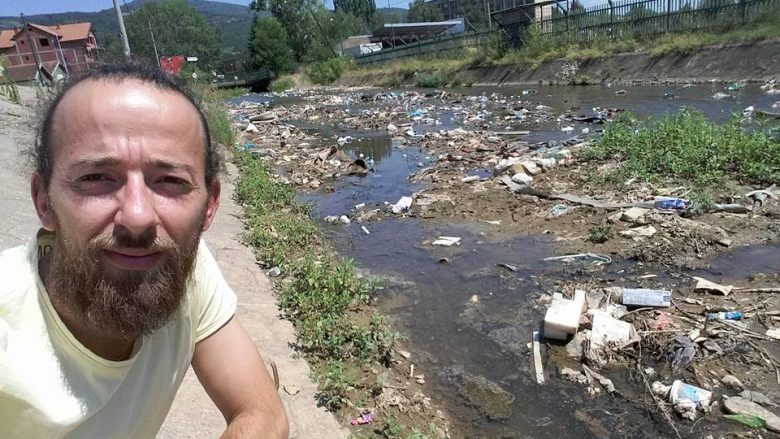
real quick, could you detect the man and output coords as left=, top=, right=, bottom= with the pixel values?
left=0, top=63, right=289, bottom=438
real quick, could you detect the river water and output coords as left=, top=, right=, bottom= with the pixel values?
left=232, top=83, right=779, bottom=438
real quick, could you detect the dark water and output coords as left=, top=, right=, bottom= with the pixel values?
left=235, top=84, right=779, bottom=437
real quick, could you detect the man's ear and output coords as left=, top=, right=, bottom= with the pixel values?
left=201, top=179, right=221, bottom=232
left=31, top=173, right=55, bottom=231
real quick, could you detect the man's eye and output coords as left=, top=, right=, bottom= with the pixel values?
left=159, top=176, right=189, bottom=186
left=78, top=174, right=110, bottom=182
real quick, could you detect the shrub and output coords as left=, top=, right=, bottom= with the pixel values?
left=269, top=75, right=295, bottom=92
left=307, top=56, right=351, bottom=85
left=415, top=70, right=446, bottom=88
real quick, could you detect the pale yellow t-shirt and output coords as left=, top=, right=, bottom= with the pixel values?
left=0, top=232, right=237, bottom=438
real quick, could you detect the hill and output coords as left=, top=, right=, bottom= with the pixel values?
left=0, top=0, right=268, bottom=55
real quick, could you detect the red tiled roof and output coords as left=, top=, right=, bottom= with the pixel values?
left=55, top=22, right=92, bottom=43
left=0, top=29, right=16, bottom=49
left=12, top=23, right=61, bottom=40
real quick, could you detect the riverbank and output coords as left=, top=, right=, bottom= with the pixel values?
left=338, top=39, right=780, bottom=88
left=230, top=83, right=780, bottom=437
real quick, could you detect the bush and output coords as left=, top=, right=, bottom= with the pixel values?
left=269, top=75, right=295, bottom=92
left=307, top=56, right=351, bottom=85
left=415, top=70, right=446, bottom=88
left=582, top=109, right=780, bottom=187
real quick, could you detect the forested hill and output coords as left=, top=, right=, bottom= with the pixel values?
left=0, top=0, right=267, bottom=54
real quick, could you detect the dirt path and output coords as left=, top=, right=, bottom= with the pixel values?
left=0, top=89, right=346, bottom=439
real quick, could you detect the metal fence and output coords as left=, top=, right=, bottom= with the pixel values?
left=495, top=0, right=779, bottom=43
left=354, top=30, right=496, bottom=65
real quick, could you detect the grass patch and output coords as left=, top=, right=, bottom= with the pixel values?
left=415, top=70, right=447, bottom=88
left=307, top=56, right=352, bottom=85
left=233, top=152, right=400, bottom=414
left=269, top=75, right=295, bottom=92
left=581, top=109, right=780, bottom=190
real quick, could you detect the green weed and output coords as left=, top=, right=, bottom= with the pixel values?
left=581, top=109, right=780, bottom=189
left=317, top=359, right=356, bottom=411
left=415, top=71, right=446, bottom=88
left=588, top=224, right=614, bottom=243
left=269, top=75, right=295, bottom=92
left=308, top=56, right=352, bottom=84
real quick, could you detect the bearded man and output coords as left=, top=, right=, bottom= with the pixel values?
left=0, top=63, right=288, bottom=438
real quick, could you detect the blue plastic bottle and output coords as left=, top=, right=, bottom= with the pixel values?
left=706, top=311, right=743, bottom=321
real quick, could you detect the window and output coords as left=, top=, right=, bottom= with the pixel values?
left=25, top=56, right=30, bottom=61
left=39, top=38, right=50, bottom=47
left=20, top=40, right=24, bottom=45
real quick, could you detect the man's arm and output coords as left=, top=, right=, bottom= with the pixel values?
left=192, top=316, right=289, bottom=439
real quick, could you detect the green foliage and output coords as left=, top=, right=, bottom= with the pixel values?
left=588, top=224, right=614, bottom=243
left=269, top=75, right=295, bottom=92
left=234, top=152, right=397, bottom=369
left=317, top=359, right=356, bottom=410
left=124, top=0, right=222, bottom=70
left=251, top=0, right=317, bottom=61
left=415, top=71, right=446, bottom=88
left=483, top=29, right=510, bottom=61
left=582, top=109, right=780, bottom=188
left=0, top=58, right=20, bottom=104
left=190, top=80, right=237, bottom=147
left=334, top=0, right=376, bottom=27
left=307, top=56, right=352, bottom=84
left=250, top=16, right=296, bottom=74
left=407, top=0, right=443, bottom=22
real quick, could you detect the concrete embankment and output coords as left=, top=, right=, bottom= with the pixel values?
left=339, top=39, right=780, bottom=87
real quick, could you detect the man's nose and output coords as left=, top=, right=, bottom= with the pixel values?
left=115, top=174, right=158, bottom=236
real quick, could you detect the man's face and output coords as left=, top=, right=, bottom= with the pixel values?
left=32, top=78, right=220, bottom=337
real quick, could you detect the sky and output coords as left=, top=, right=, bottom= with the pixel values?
left=0, top=0, right=256, bottom=17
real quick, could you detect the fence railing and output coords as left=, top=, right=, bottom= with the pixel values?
left=497, top=0, right=779, bottom=43
left=354, top=30, right=496, bottom=65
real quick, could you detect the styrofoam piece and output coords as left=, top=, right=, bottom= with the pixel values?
left=589, top=310, right=635, bottom=348
left=544, top=290, right=586, bottom=340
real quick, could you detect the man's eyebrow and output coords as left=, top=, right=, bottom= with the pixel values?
left=151, top=159, right=197, bottom=176
left=70, top=157, right=121, bottom=168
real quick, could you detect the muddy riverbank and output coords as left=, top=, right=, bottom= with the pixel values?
left=339, top=39, right=780, bottom=88
left=228, top=83, right=780, bottom=437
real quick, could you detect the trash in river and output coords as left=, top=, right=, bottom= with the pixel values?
left=350, top=409, right=374, bottom=426
left=724, top=414, right=768, bottom=429
left=532, top=330, right=545, bottom=384
left=713, top=92, right=733, bottom=100
left=706, top=311, right=743, bottom=321
left=361, top=226, right=370, bottom=235
left=432, top=236, right=461, bottom=246
left=665, top=336, right=697, bottom=370
left=267, top=266, right=282, bottom=278
left=511, top=172, right=533, bottom=185
left=461, top=175, right=480, bottom=183
left=621, top=288, right=671, bottom=307
left=653, top=197, right=688, bottom=210
left=324, top=215, right=339, bottom=223
left=723, top=396, right=780, bottom=432
left=766, top=328, right=780, bottom=340
left=589, top=310, right=635, bottom=348
left=692, top=276, right=733, bottom=295
left=391, top=196, right=413, bottom=214
left=244, top=123, right=259, bottom=133
left=727, top=82, right=744, bottom=91
left=544, top=253, right=612, bottom=265
left=669, top=380, right=712, bottom=421
left=497, top=263, right=517, bottom=272
left=544, top=290, right=586, bottom=340
left=548, top=204, right=571, bottom=218
left=339, top=215, right=351, bottom=224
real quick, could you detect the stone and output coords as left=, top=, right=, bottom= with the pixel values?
left=565, top=331, right=587, bottom=360
left=511, top=172, right=533, bottom=185
left=723, top=396, right=780, bottom=432
left=721, top=374, right=744, bottom=390
left=620, top=225, right=657, bottom=239
left=620, top=207, right=649, bottom=223
left=740, top=390, right=777, bottom=407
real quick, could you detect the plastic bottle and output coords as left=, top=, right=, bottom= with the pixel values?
left=654, top=198, right=688, bottom=210
left=706, top=311, right=743, bottom=321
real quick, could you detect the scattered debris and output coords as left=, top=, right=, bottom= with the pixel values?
left=532, top=330, right=545, bottom=384
left=432, top=236, right=461, bottom=246
left=693, top=276, right=734, bottom=295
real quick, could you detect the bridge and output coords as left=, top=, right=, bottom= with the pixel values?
left=212, top=68, right=273, bottom=91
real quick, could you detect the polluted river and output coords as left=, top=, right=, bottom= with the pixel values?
left=229, top=83, right=780, bottom=438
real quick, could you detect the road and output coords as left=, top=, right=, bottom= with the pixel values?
left=0, top=89, right=346, bottom=439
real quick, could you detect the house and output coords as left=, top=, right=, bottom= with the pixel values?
left=0, top=22, right=98, bottom=83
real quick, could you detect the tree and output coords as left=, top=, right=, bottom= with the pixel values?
left=334, top=0, right=377, bottom=26
left=250, top=16, right=296, bottom=73
left=125, top=0, right=222, bottom=70
left=250, top=0, right=317, bottom=62
left=407, top=0, right=443, bottom=22
left=459, top=0, right=488, bottom=29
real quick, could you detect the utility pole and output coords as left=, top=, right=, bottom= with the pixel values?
left=20, top=14, right=44, bottom=86
left=148, top=18, right=160, bottom=66
left=113, top=0, right=131, bottom=58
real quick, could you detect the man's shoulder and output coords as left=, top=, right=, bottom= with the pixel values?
left=0, top=244, right=36, bottom=305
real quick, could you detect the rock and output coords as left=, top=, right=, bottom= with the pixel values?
left=723, top=396, right=780, bottom=432
left=561, top=367, right=588, bottom=385
left=740, top=390, right=777, bottom=407
left=397, top=349, right=412, bottom=360
left=620, top=225, right=657, bottom=239
left=620, top=207, right=649, bottom=223
left=244, top=122, right=259, bottom=133
left=565, top=331, right=587, bottom=360
left=721, top=374, right=744, bottom=390
left=511, top=172, right=533, bottom=185
left=520, top=160, right=542, bottom=176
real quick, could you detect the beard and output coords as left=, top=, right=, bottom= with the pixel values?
left=48, top=215, right=204, bottom=339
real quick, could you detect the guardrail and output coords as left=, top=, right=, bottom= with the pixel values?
left=354, top=30, right=496, bottom=65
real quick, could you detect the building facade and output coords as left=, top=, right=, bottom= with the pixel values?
left=0, top=22, right=97, bottom=83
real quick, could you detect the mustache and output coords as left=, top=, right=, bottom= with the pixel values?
left=90, top=230, right=176, bottom=252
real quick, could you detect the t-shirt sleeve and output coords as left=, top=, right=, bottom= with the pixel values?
left=189, top=239, right=238, bottom=343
